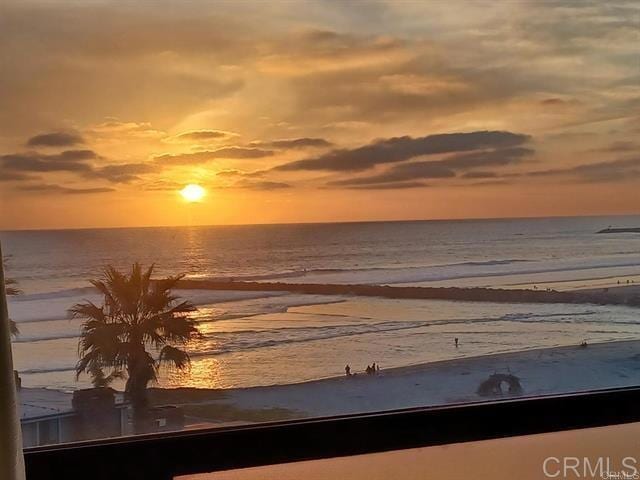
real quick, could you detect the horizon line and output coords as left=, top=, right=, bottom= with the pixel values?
left=1, top=212, right=639, bottom=234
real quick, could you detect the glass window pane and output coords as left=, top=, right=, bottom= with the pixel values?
left=0, top=0, right=638, bottom=448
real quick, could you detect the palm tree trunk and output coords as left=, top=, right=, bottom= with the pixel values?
left=126, top=350, right=151, bottom=434
left=0, top=242, right=25, bottom=480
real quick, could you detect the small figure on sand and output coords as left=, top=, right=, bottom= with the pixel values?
left=580, top=340, right=588, bottom=348
left=454, top=337, right=459, bottom=348
left=376, top=363, right=381, bottom=373
left=345, top=364, right=351, bottom=376
left=365, top=363, right=378, bottom=375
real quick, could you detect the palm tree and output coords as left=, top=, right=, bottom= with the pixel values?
left=70, top=264, right=200, bottom=414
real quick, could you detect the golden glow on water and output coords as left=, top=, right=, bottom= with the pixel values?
left=164, top=357, right=229, bottom=390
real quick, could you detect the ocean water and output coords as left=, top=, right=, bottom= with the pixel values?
left=2, top=215, right=640, bottom=391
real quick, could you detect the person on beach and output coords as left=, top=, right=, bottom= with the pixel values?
left=345, top=365, right=351, bottom=376
left=372, top=362, right=377, bottom=374
left=365, top=365, right=372, bottom=375
left=376, top=364, right=380, bottom=373
left=455, top=337, right=459, bottom=348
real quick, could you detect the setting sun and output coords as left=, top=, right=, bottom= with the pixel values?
left=180, top=184, right=206, bottom=203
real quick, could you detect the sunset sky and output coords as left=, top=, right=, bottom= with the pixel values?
left=0, top=0, right=638, bottom=230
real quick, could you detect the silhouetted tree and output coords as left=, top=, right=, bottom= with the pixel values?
left=70, top=264, right=200, bottom=417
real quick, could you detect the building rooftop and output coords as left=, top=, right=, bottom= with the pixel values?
left=19, top=387, right=75, bottom=421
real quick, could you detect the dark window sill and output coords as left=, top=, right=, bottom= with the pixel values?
left=24, top=386, right=640, bottom=480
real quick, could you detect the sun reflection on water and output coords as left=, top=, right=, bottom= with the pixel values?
left=163, top=356, right=229, bottom=390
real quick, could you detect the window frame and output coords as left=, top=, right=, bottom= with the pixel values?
left=23, top=385, right=640, bottom=480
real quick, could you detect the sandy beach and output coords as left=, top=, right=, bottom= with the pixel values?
left=129, top=338, right=640, bottom=427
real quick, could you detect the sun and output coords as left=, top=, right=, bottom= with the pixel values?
left=180, top=184, right=206, bottom=202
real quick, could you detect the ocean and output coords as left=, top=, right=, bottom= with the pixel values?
left=2, top=215, right=640, bottom=392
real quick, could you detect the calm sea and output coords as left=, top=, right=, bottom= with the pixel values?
left=2, top=215, right=640, bottom=391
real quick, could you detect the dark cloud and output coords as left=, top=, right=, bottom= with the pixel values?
left=330, top=163, right=455, bottom=186
left=466, top=180, right=512, bottom=187
left=526, top=156, right=640, bottom=183
left=0, top=171, right=34, bottom=182
left=339, top=181, right=428, bottom=190
left=140, top=180, right=183, bottom=191
left=274, top=131, right=530, bottom=172
left=231, top=179, right=292, bottom=190
left=27, top=132, right=84, bottom=147
left=17, top=183, right=115, bottom=194
left=168, top=130, right=238, bottom=143
left=591, top=141, right=638, bottom=153
left=460, top=171, right=499, bottom=179
left=155, top=147, right=274, bottom=165
left=0, top=150, right=97, bottom=173
left=212, top=147, right=274, bottom=159
left=248, top=138, right=332, bottom=149
left=216, top=169, right=244, bottom=177
left=328, top=146, right=533, bottom=187
left=1, top=148, right=154, bottom=184
left=540, top=98, right=567, bottom=106
left=215, top=169, right=264, bottom=178
left=87, top=163, right=156, bottom=183
left=441, top=147, right=534, bottom=169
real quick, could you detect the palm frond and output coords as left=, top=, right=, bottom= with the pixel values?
left=69, top=301, right=106, bottom=321
left=159, top=345, right=191, bottom=371
left=158, top=307, right=200, bottom=344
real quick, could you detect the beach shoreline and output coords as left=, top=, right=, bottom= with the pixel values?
left=19, top=338, right=640, bottom=433
left=147, top=338, right=640, bottom=424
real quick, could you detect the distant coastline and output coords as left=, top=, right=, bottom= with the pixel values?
left=597, top=227, right=640, bottom=234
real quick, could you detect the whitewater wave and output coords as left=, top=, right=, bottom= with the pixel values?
left=12, top=333, right=80, bottom=343
left=16, top=307, right=636, bottom=375
left=186, top=258, right=534, bottom=283
left=185, top=256, right=640, bottom=288
left=188, top=310, right=626, bottom=356
left=10, top=286, right=98, bottom=302
left=13, top=307, right=633, bottom=347
left=20, top=366, right=77, bottom=375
